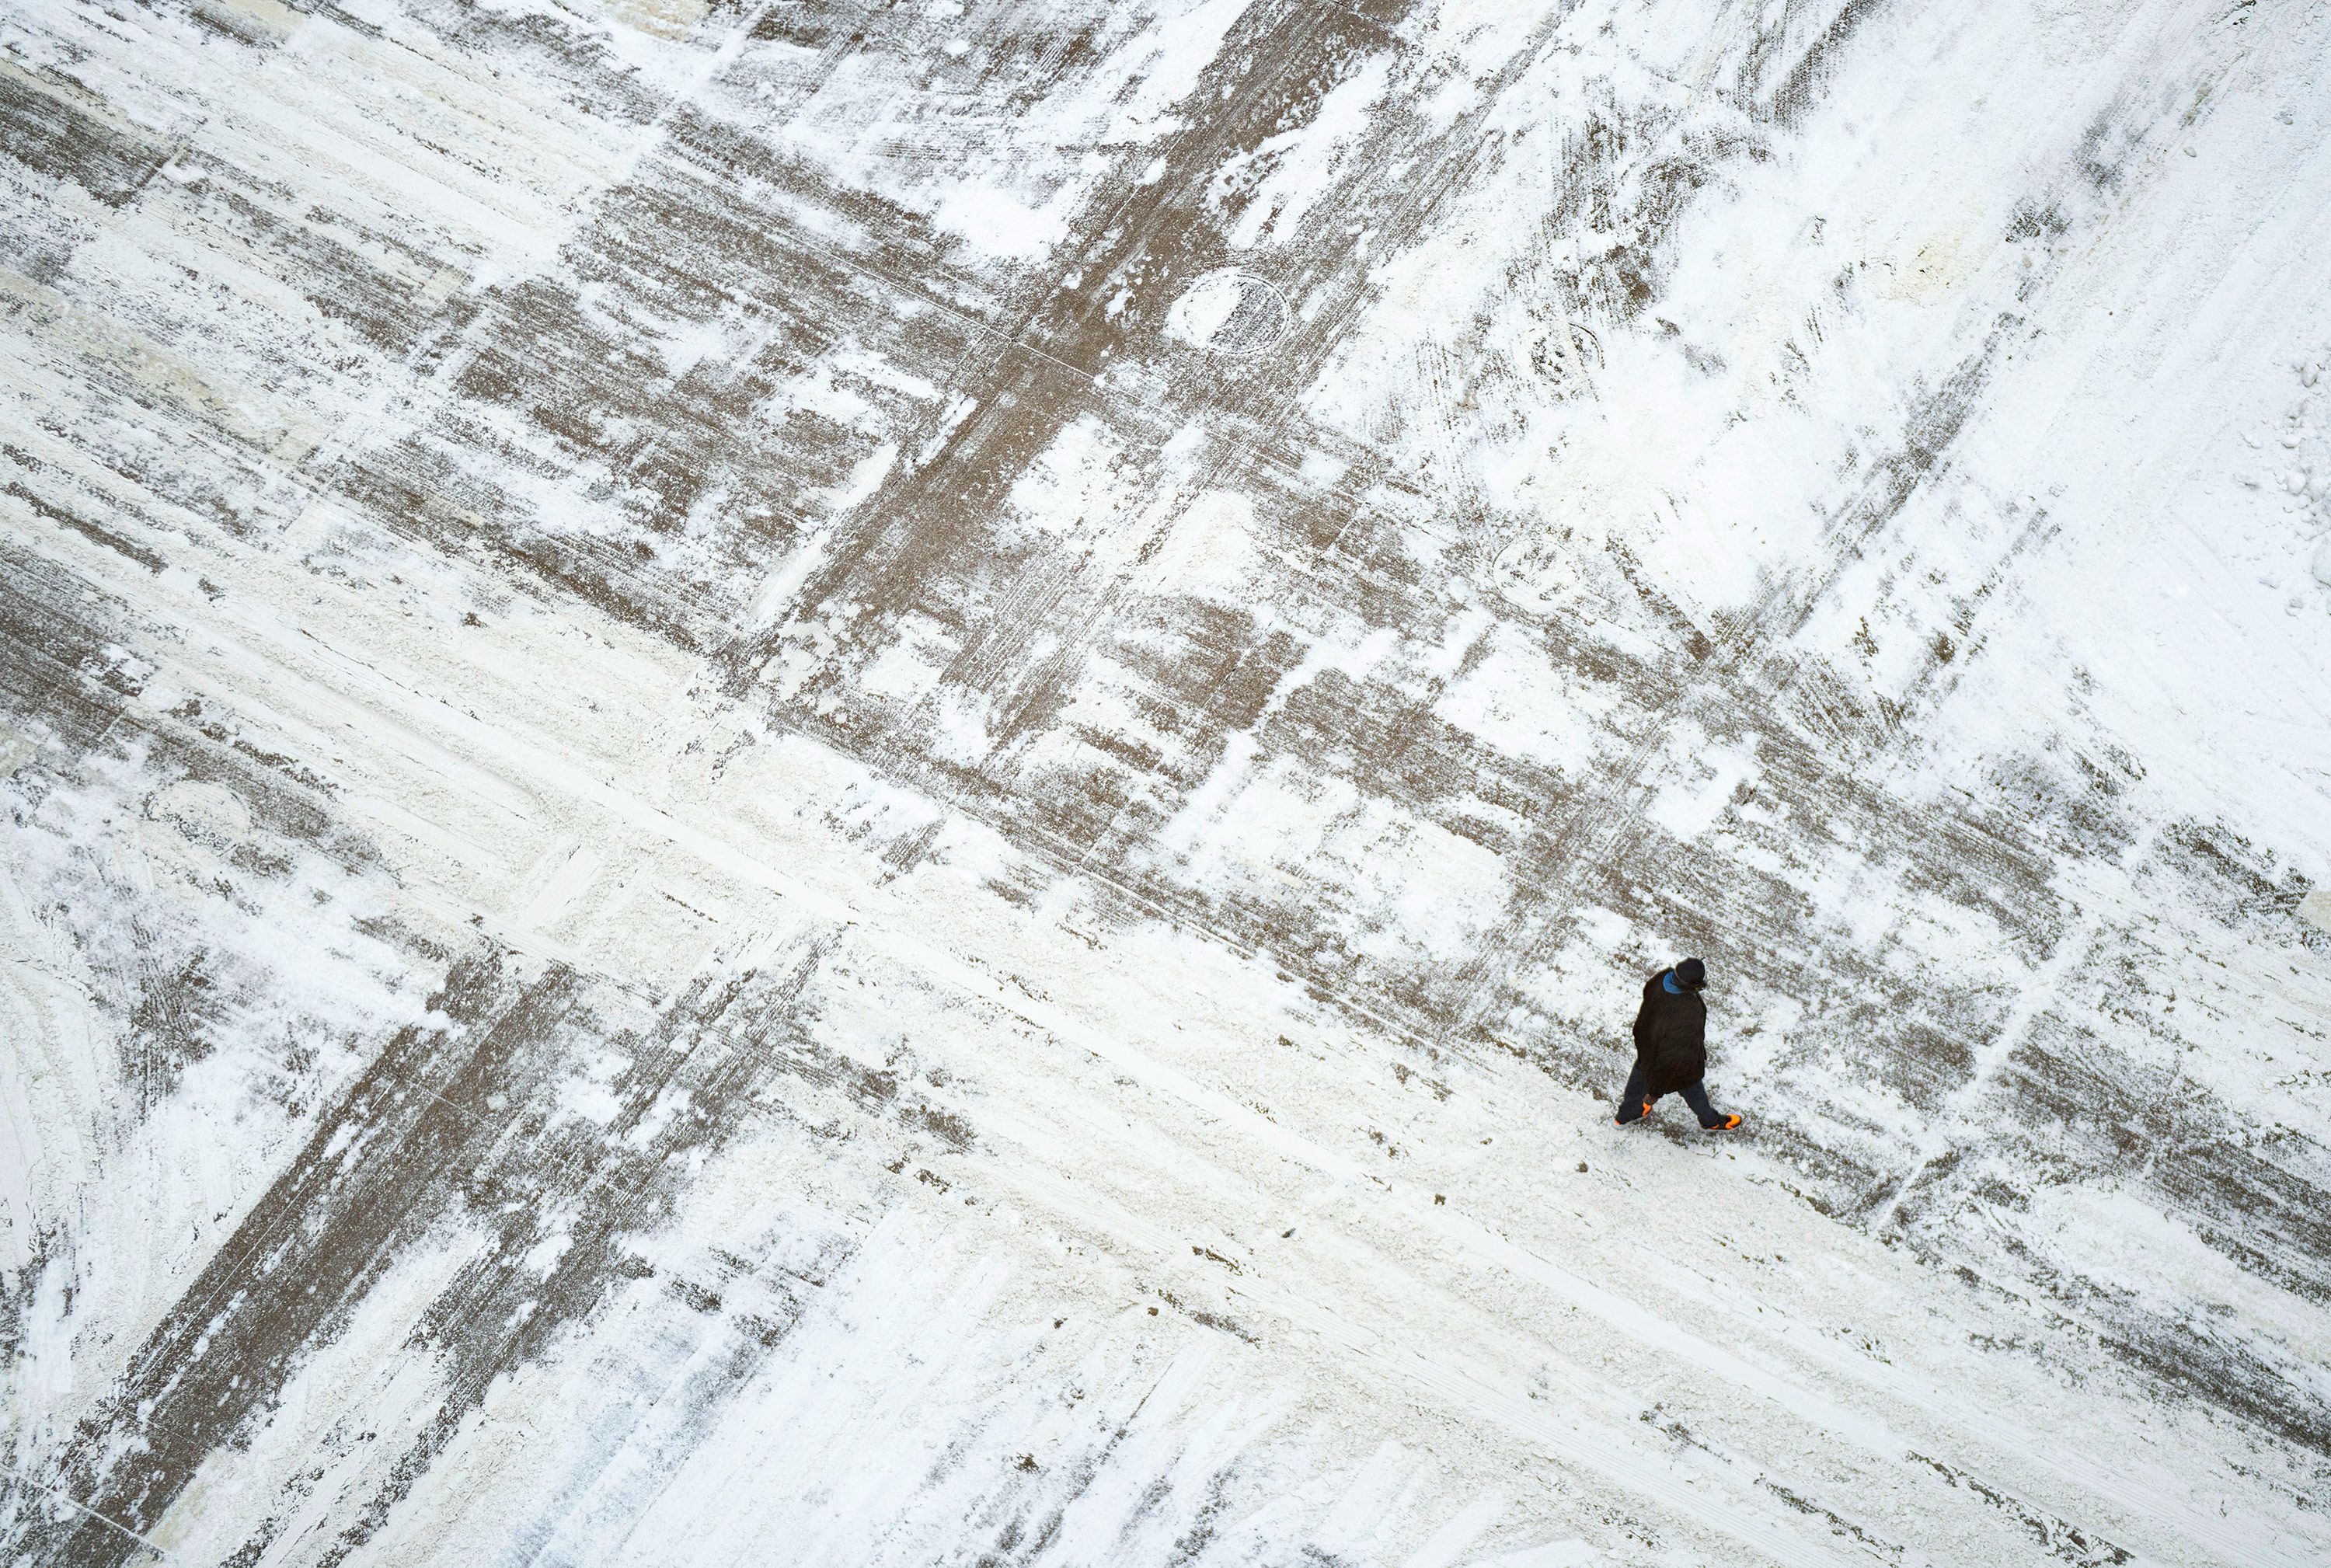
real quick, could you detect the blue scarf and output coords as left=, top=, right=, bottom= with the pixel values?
left=1661, top=970, right=1683, bottom=995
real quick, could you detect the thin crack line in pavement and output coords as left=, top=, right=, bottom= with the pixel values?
left=2, top=1465, right=180, bottom=1562
left=1871, top=817, right=2171, bottom=1238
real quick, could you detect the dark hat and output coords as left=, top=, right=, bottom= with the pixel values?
left=1674, top=957, right=1707, bottom=990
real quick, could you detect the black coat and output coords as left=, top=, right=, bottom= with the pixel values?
left=1631, top=969, right=1707, bottom=1097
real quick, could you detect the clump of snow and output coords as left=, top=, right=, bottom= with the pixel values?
left=932, top=186, right=1074, bottom=260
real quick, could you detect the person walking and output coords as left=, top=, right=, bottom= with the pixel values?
left=1614, top=956, right=1743, bottom=1131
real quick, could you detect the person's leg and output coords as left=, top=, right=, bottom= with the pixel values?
left=1688, top=1076, right=1744, bottom=1127
left=1679, top=1079, right=1723, bottom=1128
left=1613, top=1061, right=1652, bottom=1124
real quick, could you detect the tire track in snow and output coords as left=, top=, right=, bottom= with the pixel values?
left=10, top=500, right=2239, bottom=1563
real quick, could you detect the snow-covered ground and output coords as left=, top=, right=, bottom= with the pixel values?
left=3, top=0, right=2329, bottom=1563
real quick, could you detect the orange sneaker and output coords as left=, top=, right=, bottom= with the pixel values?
left=1707, top=1113, right=1743, bottom=1131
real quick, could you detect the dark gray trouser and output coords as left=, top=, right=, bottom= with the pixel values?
left=1615, top=1061, right=1723, bottom=1127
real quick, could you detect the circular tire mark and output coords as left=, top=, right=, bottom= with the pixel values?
left=1491, top=528, right=1587, bottom=615
left=1166, top=270, right=1291, bottom=357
